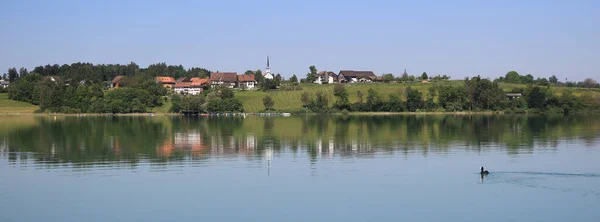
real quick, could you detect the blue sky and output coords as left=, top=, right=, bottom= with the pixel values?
left=1, top=0, right=598, bottom=80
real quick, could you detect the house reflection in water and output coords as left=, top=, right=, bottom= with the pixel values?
left=157, top=131, right=206, bottom=158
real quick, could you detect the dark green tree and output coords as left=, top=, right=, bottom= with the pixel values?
left=290, top=74, right=298, bottom=83
left=8, top=68, right=18, bottom=82
left=306, top=66, right=317, bottom=83
left=549, top=75, right=558, bottom=85
left=366, top=88, right=383, bottom=111
left=421, top=72, right=428, bottom=80
left=263, top=95, right=275, bottom=111
left=526, top=86, right=547, bottom=109
left=333, top=84, right=350, bottom=110
left=405, top=87, right=424, bottom=112
left=169, top=95, right=182, bottom=113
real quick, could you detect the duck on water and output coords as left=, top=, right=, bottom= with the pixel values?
left=480, top=167, right=489, bottom=175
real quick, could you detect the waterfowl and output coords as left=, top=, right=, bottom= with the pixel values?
left=480, top=167, right=489, bottom=175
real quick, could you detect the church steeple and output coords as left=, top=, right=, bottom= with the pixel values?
left=263, top=55, right=273, bottom=79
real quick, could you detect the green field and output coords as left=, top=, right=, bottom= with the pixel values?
left=0, top=93, right=38, bottom=114
left=236, top=81, right=600, bottom=113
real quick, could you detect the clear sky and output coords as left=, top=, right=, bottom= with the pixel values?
left=1, top=0, right=598, bottom=81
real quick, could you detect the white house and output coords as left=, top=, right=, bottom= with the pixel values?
left=314, top=71, right=337, bottom=84
left=0, top=80, right=9, bottom=89
left=238, top=74, right=257, bottom=89
left=174, top=78, right=207, bottom=95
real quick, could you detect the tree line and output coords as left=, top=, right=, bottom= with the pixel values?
left=298, top=77, right=598, bottom=114
left=7, top=73, right=167, bottom=113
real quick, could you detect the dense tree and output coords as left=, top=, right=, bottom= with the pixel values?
left=333, top=84, right=350, bottom=110
left=306, top=91, right=329, bottom=113
left=583, top=78, right=597, bottom=89
left=386, top=93, right=404, bottom=112
left=2, top=73, right=6, bottom=80
left=424, top=87, right=438, bottom=111
left=421, top=72, right=428, bottom=80
left=504, top=71, right=521, bottom=83
left=169, top=95, right=182, bottom=113
left=19, top=68, right=28, bottom=77
left=104, top=88, right=153, bottom=113
left=8, top=73, right=42, bottom=104
left=8, top=68, right=18, bottom=82
left=254, top=69, right=263, bottom=84
left=39, top=80, right=65, bottom=112
left=536, top=78, right=549, bottom=86
left=207, top=98, right=244, bottom=113
left=263, top=95, right=275, bottom=111
left=382, top=74, right=394, bottom=82
left=180, top=95, right=206, bottom=113
left=366, top=88, right=384, bottom=111
left=438, top=85, right=468, bottom=111
left=520, top=74, right=534, bottom=84
left=526, top=86, right=547, bottom=109
left=219, top=87, right=235, bottom=99
left=290, top=74, right=298, bottom=83
left=262, top=79, right=277, bottom=91
left=405, top=87, right=423, bottom=112
left=275, top=74, right=282, bottom=86
left=465, top=76, right=504, bottom=110
left=306, top=66, right=317, bottom=83
left=549, top=75, right=558, bottom=85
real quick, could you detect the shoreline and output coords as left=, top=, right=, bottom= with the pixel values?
left=0, top=111, right=504, bottom=116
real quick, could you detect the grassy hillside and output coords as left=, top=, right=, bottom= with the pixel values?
left=237, top=81, right=600, bottom=113
left=0, top=93, right=38, bottom=114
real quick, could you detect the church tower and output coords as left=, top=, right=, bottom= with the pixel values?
left=263, top=56, right=274, bottom=79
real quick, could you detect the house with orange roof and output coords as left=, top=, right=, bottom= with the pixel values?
left=154, top=76, right=176, bottom=89
left=174, top=77, right=208, bottom=95
left=237, top=74, right=257, bottom=89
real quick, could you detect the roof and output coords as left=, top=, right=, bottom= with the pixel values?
left=0, top=80, right=9, bottom=85
left=174, top=82, right=203, bottom=88
left=318, top=71, right=337, bottom=78
left=190, top=77, right=208, bottom=85
left=338, top=70, right=376, bottom=78
left=238, top=74, right=255, bottom=82
left=209, top=72, right=237, bottom=82
left=155, top=76, right=176, bottom=84
left=112, top=75, right=125, bottom=84
left=176, top=77, right=188, bottom=83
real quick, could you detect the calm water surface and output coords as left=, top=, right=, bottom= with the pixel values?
left=1, top=115, right=599, bottom=222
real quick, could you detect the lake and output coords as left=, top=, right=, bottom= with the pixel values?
left=1, top=115, right=599, bottom=222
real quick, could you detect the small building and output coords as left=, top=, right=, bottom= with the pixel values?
left=0, top=80, right=9, bottom=88
left=174, top=78, right=207, bottom=95
left=238, top=74, right=257, bottom=89
left=111, top=76, right=125, bottom=88
left=209, top=72, right=237, bottom=88
left=155, top=76, right=176, bottom=89
left=506, top=93, right=522, bottom=99
left=337, top=70, right=377, bottom=83
left=314, top=71, right=337, bottom=84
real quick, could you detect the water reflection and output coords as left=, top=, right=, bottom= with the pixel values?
left=0, top=115, right=599, bottom=169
